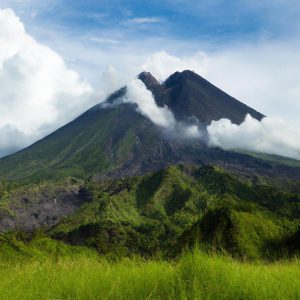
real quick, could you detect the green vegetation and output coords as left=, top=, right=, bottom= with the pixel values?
left=0, top=104, right=159, bottom=181
left=0, top=231, right=97, bottom=263
left=0, top=245, right=299, bottom=300
left=0, top=165, right=299, bottom=299
left=1, top=165, right=299, bottom=260
left=44, top=165, right=299, bottom=260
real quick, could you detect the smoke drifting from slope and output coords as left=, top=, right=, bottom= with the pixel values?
left=125, top=79, right=204, bottom=139
left=125, top=79, right=176, bottom=128
left=208, top=114, right=300, bottom=160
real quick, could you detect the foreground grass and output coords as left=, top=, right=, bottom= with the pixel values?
left=0, top=249, right=299, bottom=300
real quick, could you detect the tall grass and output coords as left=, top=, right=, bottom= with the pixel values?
left=0, top=249, right=299, bottom=299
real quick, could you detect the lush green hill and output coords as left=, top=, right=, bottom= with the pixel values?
left=0, top=103, right=166, bottom=180
left=1, top=165, right=299, bottom=260
left=1, top=165, right=296, bottom=260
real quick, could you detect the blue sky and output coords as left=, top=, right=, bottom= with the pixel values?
left=1, top=0, right=300, bottom=103
left=3, top=0, right=300, bottom=84
left=4, top=0, right=300, bottom=42
left=0, top=1, right=300, bottom=158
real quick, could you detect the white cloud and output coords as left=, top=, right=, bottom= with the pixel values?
left=141, top=51, right=207, bottom=81
left=124, top=77, right=300, bottom=159
left=3, top=0, right=300, bottom=129
left=125, top=79, right=175, bottom=128
left=125, top=17, right=163, bottom=24
left=0, top=8, right=95, bottom=157
left=0, top=125, right=28, bottom=157
left=101, top=64, right=123, bottom=96
left=88, top=36, right=120, bottom=45
left=207, top=114, right=300, bottom=160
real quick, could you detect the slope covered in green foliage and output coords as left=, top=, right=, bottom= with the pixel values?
left=38, top=165, right=299, bottom=260
left=0, top=165, right=299, bottom=261
left=0, top=104, right=162, bottom=181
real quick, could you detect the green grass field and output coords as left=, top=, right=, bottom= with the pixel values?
left=0, top=249, right=299, bottom=300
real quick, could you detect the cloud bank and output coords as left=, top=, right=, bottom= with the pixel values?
left=0, top=8, right=95, bottom=156
left=208, top=114, right=300, bottom=160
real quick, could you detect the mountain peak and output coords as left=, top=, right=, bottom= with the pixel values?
left=138, top=71, right=160, bottom=88
left=138, top=71, right=165, bottom=106
left=138, top=71, right=155, bottom=78
left=137, top=69, right=264, bottom=124
left=138, top=70, right=201, bottom=89
left=164, top=70, right=206, bottom=88
left=172, top=69, right=197, bottom=77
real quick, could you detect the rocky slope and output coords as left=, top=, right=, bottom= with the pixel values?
left=139, top=70, right=264, bottom=124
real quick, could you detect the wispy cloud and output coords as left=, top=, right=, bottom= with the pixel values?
left=125, top=17, right=163, bottom=24
left=88, top=36, right=120, bottom=45
left=86, top=12, right=108, bottom=22
left=30, top=9, right=38, bottom=18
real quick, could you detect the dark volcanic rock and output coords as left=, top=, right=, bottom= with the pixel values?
left=139, top=70, right=264, bottom=124
left=0, top=181, right=91, bottom=232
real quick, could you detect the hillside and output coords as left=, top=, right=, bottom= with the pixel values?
left=237, top=150, right=300, bottom=168
left=0, top=103, right=167, bottom=180
left=1, top=165, right=299, bottom=260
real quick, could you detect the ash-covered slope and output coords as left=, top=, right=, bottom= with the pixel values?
left=0, top=70, right=298, bottom=183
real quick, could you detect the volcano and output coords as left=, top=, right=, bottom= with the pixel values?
left=0, top=70, right=298, bottom=182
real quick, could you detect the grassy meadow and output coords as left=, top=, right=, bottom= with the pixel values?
left=0, top=249, right=299, bottom=300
